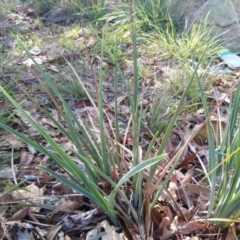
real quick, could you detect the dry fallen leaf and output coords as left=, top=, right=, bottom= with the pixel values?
left=74, top=98, right=91, bottom=108
left=62, top=209, right=97, bottom=231
left=0, top=193, right=13, bottom=217
left=86, top=36, right=97, bottom=48
left=0, top=167, right=14, bottom=179
left=100, top=220, right=122, bottom=240
left=48, top=198, right=82, bottom=222
left=8, top=207, right=29, bottom=221
left=20, top=69, right=37, bottom=82
left=225, top=224, right=238, bottom=240
left=46, top=223, right=63, bottom=240
left=29, top=46, right=42, bottom=56
left=20, top=148, right=34, bottom=165
left=6, top=134, right=25, bottom=149
left=181, top=205, right=197, bottom=221
left=15, top=226, right=31, bottom=240
left=79, top=106, right=97, bottom=116
left=176, top=153, right=196, bottom=169
left=12, top=183, right=44, bottom=212
left=180, top=168, right=194, bottom=185
left=156, top=216, right=178, bottom=240
left=193, top=116, right=226, bottom=144
left=52, top=182, right=74, bottom=195
left=86, top=226, right=98, bottom=240
left=22, top=57, right=43, bottom=67
left=179, top=221, right=206, bottom=235
left=48, top=65, right=60, bottom=73
left=185, top=183, right=210, bottom=199
left=168, top=172, right=178, bottom=201
left=209, top=88, right=230, bottom=103
left=107, top=94, right=127, bottom=109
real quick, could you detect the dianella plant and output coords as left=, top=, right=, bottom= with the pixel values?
left=1, top=1, right=239, bottom=239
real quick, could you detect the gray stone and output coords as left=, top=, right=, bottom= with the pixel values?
left=169, top=0, right=240, bottom=49
left=193, top=0, right=240, bottom=27
left=106, top=0, right=240, bottom=48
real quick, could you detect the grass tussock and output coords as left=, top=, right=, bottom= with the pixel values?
left=0, top=0, right=240, bottom=239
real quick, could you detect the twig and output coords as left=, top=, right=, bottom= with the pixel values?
left=11, top=144, right=17, bottom=185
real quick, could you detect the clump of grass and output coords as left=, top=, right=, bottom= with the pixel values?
left=0, top=29, right=207, bottom=239
left=98, top=0, right=182, bottom=33
left=24, top=0, right=74, bottom=15
left=152, top=19, right=222, bottom=65
left=1, top=0, right=240, bottom=238
left=146, top=91, right=176, bottom=134
left=13, top=32, right=42, bottom=50
left=0, top=0, right=20, bottom=12
left=196, top=71, right=240, bottom=225
left=74, top=0, right=108, bottom=22
left=53, top=74, right=87, bottom=99
left=27, top=0, right=110, bottom=22
left=58, top=37, right=75, bottom=50
left=134, top=0, right=181, bottom=32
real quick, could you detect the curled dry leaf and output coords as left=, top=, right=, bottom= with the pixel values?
left=179, top=221, right=206, bottom=235
left=100, top=220, right=122, bottom=240
left=8, top=207, right=29, bottom=221
left=155, top=216, right=178, bottom=240
left=46, top=224, right=63, bottom=240
left=62, top=209, right=97, bottom=231
left=193, top=116, right=226, bottom=144
left=151, top=207, right=164, bottom=231
left=209, top=88, right=230, bottom=103
left=176, top=153, right=196, bottom=169
left=151, top=202, right=175, bottom=237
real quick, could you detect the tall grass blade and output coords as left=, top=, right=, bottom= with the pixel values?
left=196, top=72, right=216, bottom=217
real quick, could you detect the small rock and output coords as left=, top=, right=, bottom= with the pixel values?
left=78, top=27, right=88, bottom=37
